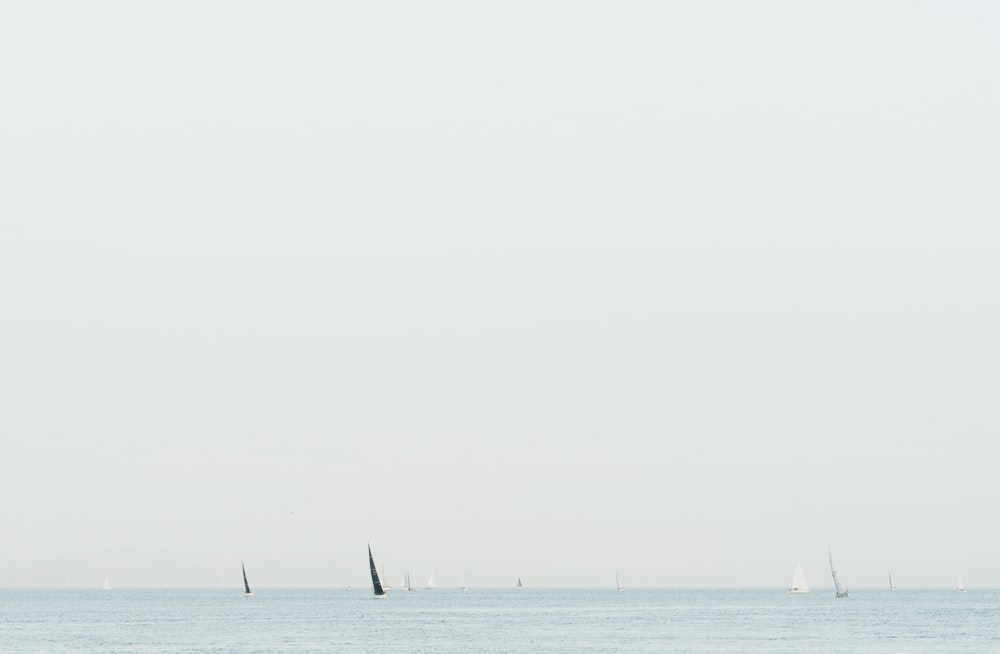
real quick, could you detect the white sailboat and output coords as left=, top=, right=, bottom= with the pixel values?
left=102, top=576, right=111, bottom=591
left=889, top=573, right=896, bottom=592
left=829, top=547, right=848, bottom=598
left=406, top=571, right=415, bottom=591
left=458, top=571, right=468, bottom=592
left=789, top=561, right=809, bottom=594
left=425, top=572, right=436, bottom=589
left=954, top=576, right=966, bottom=592
left=616, top=571, right=624, bottom=592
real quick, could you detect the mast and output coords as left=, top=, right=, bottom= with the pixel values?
left=242, top=562, right=252, bottom=595
left=368, top=544, right=386, bottom=597
left=829, top=547, right=848, bottom=598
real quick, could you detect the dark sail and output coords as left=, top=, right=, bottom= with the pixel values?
left=242, top=562, right=251, bottom=594
left=369, top=545, right=386, bottom=596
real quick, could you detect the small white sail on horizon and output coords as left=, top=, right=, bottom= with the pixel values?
left=616, top=571, right=624, bottom=592
left=889, top=573, right=896, bottom=591
left=954, top=576, right=966, bottom=592
left=829, top=547, right=848, bottom=598
left=425, top=572, right=436, bottom=589
left=458, top=571, right=468, bottom=592
left=789, top=561, right=809, bottom=594
left=102, top=576, right=111, bottom=591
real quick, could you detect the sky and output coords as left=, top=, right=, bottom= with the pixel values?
left=1, top=1, right=998, bottom=589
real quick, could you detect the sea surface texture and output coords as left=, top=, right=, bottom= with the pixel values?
left=1, top=587, right=996, bottom=652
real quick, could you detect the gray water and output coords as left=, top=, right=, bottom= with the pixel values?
left=1, top=588, right=996, bottom=652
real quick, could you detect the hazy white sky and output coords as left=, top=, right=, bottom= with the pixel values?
left=1, top=1, right=998, bottom=589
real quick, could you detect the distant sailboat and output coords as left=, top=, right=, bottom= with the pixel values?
left=369, top=544, right=388, bottom=598
left=242, top=562, right=253, bottom=596
left=829, top=547, right=848, bottom=598
left=425, top=572, right=436, bottom=589
left=616, top=571, right=624, bottom=592
left=954, top=576, right=966, bottom=592
left=406, top=571, right=415, bottom=591
left=517, top=577, right=523, bottom=588
left=458, top=571, right=468, bottom=592
left=789, top=561, right=809, bottom=594
left=889, top=573, right=896, bottom=592
left=383, top=567, right=391, bottom=591
left=102, top=576, right=111, bottom=591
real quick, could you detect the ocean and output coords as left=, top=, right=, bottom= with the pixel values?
left=1, top=587, right=996, bottom=652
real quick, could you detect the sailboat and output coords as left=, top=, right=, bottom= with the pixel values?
left=889, top=573, right=896, bottom=592
left=789, top=561, right=809, bottom=594
left=458, top=571, right=468, bottom=592
left=954, top=576, right=966, bottom=592
left=517, top=577, right=523, bottom=588
left=242, top=562, right=253, bottom=596
left=382, top=567, right=391, bottom=591
left=368, top=544, right=388, bottom=598
left=425, top=572, right=436, bottom=589
left=102, top=576, right=111, bottom=591
left=829, top=547, right=848, bottom=598
left=616, top=571, right=624, bottom=592
left=406, top=571, right=415, bottom=591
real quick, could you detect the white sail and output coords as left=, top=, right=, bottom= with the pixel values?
left=829, top=547, right=848, bottom=598
left=616, top=571, right=624, bottom=592
left=789, top=561, right=809, bottom=594
left=458, top=571, right=467, bottom=591
left=889, top=573, right=896, bottom=591
left=425, top=573, right=436, bottom=589
left=954, top=576, right=966, bottom=592
left=102, top=576, right=111, bottom=590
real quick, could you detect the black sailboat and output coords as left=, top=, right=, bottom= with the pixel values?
left=369, top=544, right=387, bottom=598
left=242, top=562, right=253, bottom=596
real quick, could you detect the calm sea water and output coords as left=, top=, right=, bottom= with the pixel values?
left=1, top=587, right=996, bottom=653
